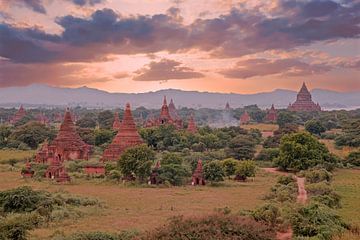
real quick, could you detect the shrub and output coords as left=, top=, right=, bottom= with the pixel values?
left=252, top=203, right=283, bottom=227
left=203, top=160, right=224, bottom=183
left=265, top=176, right=297, bottom=203
left=59, top=231, right=137, bottom=240
left=221, top=158, right=238, bottom=178
left=291, top=203, right=348, bottom=239
left=256, top=148, right=280, bottom=161
left=300, top=168, right=332, bottom=183
left=0, top=213, right=42, bottom=240
left=306, top=182, right=341, bottom=208
left=305, top=119, right=326, bottom=136
left=142, top=214, right=276, bottom=240
left=234, top=160, right=256, bottom=181
left=345, top=151, right=360, bottom=166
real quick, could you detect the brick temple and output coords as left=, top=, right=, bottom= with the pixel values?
left=288, top=82, right=321, bottom=112
left=10, top=105, right=26, bottom=124
left=145, top=96, right=182, bottom=129
left=34, top=109, right=90, bottom=162
left=45, top=155, right=70, bottom=182
left=192, top=160, right=205, bottom=185
left=112, top=111, right=121, bottom=131
left=187, top=113, right=197, bottom=134
left=102, top=103, right=144, bottom=161
left=265, top=104, right=277, bottom=122
left=240, top=111, right=251, bottom=125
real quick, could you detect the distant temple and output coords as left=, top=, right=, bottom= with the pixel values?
left=9, top=105, right=26, bottom=124
left=288, top=82, right=321, bottom=112
left=36, top=112, right=49, bottom=125
left=187, top=113, right=197, bottom=134
left=225, top=102, right=231, bottom=111
left=45, top=155, right=70, bottom=182
left=239, top=111, right=251, bottom=125
left=145, top=96, right=182, bottom=129
left=265, top=104, right=277, bottom=122
left=192, top=160, right=205, bottom=186
left=102, top=103, right=144, bottom=161
left=112, top=111, right=121, bottom=131
left=168, top=99, right=181, bottom=121
left=34, top=109, right=90, bottom=163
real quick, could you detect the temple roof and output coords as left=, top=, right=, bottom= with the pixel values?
left=187, top=113, right=197, bottom=134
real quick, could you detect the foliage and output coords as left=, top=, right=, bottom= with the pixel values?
left=335, top=119, right=360, bottom=147
left=118, top=144, right=155, bottom=182
left=98, top=110, right=115, bottom=129
left=95, top=129, right=115, bottom=146
left=158, top=164, right=190, bottom=186
left=0, top=212, right=41, bottom=240
left=235, top=160, right=256, bottom=180
left=9, top=122, right=56, bottom=149
left=274, top=132, right=338, bottom=171
left=256, top=148, right=280, bottom=161
left=305, top=119, right=326, bottom=135
left=0, top=125, right=12, bottom=148
left=277, top=112, right=296, bottom=128
left=291, top=203, right=348, bottom=239
left=300, top=168, right=332, bottom=183
left=76, top=113, right=97, bottom=128
left=252, top=203, right=283, bottom=227
left=226, top=135, right=256, bottom=160
left=203, top=160, right=224, bottom=182
left=142, top=214, right=276, bottom=240
left=306, top=182, right=341, bottom=208
left=221, top=158, right=238, bottom=177
left=345, top=151, right=360, bottom=166
left=55, top=231, right=137, bottom=240
left=265, top=175, right=297, bottom=203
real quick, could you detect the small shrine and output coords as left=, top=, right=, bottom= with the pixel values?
left=265, top=104, right=277, bottom=122
left=239, top=111, right=251, bottom=125
left=45, top=155, right=70, bottom=182
left=192, top=160, right=206, bottom=186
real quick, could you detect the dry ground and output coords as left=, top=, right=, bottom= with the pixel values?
left=319, top=139, right=358, bottom=159
left=0, top=170, right=276, bottom=239
left=241, top=123, right=278, bottom=132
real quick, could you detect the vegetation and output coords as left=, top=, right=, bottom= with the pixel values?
left=235, top=160, right=256, bottom=181
left=305, top=119, right=326, bottom=135
left=203, top=160, right=224, bottom=183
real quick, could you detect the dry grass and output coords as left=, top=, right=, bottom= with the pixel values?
left=0, top=170, right=277, bottom=239
left=320, top=139, right=358, bottom=158
left=241, top=123, right=278, bottom=132
left=0, top=149, right=35, bottom=163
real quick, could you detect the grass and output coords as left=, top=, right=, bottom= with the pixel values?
left=0, top=149, right=35, bottom=163
left=320, top=139, right=358, bottom=159
left=241, top=123, right=278, bottom=132
left=0, top=170, right=277, bottom=239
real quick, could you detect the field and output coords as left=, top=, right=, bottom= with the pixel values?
left=0, top=169, right=277, bottom=239
left=333, top=169, right=360, bottom=226
left=241, top=123, right=278, bottom=132
left=320, top=139, right=358, bottom=158
left=0, top=149, right=35, bottom=163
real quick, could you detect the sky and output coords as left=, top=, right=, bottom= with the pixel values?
left=0, top=0, right=359, bottom=94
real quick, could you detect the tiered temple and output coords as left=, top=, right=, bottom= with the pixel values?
left=112, top=111, right=121, bottom=131
left=288, top=82, right=321, bottom=112
left=145, top=96, right=182, bottom=129
left=34, top=109, right=90, bottom=162
left=265, top=104, right=277, bottom=122
left=192, top=160, right=205, bottom=185
left=187, top=113, right=197, bottom=134
left=169, top=99, right=181, bottom=122
left=10, top=105, right=26, bottom=124
left=45, top=155, right=70, bottom=182
left=102, top=103, right=144, bottom=161
left=240, top=111, right=251, bottom=125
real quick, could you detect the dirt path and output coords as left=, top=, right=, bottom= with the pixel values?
left=263, top=168, right=308, bottom=240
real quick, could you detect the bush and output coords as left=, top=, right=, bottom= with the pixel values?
left=265, top=176, right=297, bottom=203
left=0, top=212, right=42, bottom=240
left=142, top=214, right=276, bottom=240
left=221, top=158, right=238, bottom=178
left=58, top=231, right=137, bottom=240
left=234, top=160, right=256, bottom=181
left=300, top=168, right=332, bottom=183
left=305, top=119, right=326, bottom=135
left=306, top=182, right=341, bottom=208
left=203, top=160, right=224, bottom=183
left=345, top=151, right=360, bottom=166
left=256, top=148, right=280, bottom=161
left=291, top=203, right=348, bottom=239
left=252, top=203, right=283, bottom=228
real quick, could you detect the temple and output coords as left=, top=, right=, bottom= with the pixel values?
left=45, top=155, right=70, bottom=182
left=168, top=99, right=181, bottom=121
left=102, top=103, right=144, bottom=161
left=145, top=96, right=182, bottom=129
left=10, top=105, right=26, bottom=124
left=192, top=160, right=205, bottom=185
left=288, top=82, right=321, bottom=112
left=21, top=161, right=34, bottom=178
left=265, top=104, right=277, bottom=122
left=225, top=102, right=231, bottom=110
left=240, top=111, right=251, bottom=125
left=112, top=111, right=121, bottom=131
left=149, top=160, right=161, bottom=185
left=34, top=109, right=90, bottom=162
left=36, top=112, right=49, bottom=125
left=187, top=113, right=197, bottom=134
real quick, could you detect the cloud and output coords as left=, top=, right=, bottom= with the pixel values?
left=113, top=72, right=130, bottom=79
left=69, top=0, right=106, bottom=7
left=13, top=0, right=47, bottom=14
left=219, top=58, right=331, bottom=79
left=0, top=61, right=110, bottom=87
left=133, top=59, right=204, bottom=81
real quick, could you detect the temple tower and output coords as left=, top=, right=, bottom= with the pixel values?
left=288, top=82, right=321, bottom=112
left=112, top=111, right=121, bottom=131
left=10, top=105, right=26, bottom=124
left=187, top=113, right=197, bottom=134
left=265, top=104, right=277, bottom=122
left=240, top=111, right=251, bottom=125
left=192, top=160, right=205, bottom=185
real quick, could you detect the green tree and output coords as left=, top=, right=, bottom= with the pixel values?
left=235, top=160, right=256, bottom=180
left=277, top=112, right=296, bottom=128
left=9, top=122, right=56, bottom=149
left=226, top=135, right=256, bottom=160
left=345, top=151, right=360, bottom=166
left=97, top=110, right=114, bottom=129
left=76, top=113, right=97, bottom=128
left=94, top=129, right=115, bottom=146
left=203, top=160, right=224, bottom=182
left=117, top=144, right=155, bottom=182
left=275, top=132, right=337, bottom=171
left=221, top=158, right=238, bottom=178
left=0, top=125, right=12, bottom=148
left=305, top=119, right=326, bottom=135
left=158, top=152, right=190, bottom=186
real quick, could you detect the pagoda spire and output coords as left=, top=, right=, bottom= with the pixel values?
left=187, top=113, right=197, bottom=134
left=113, top=111, right=121, bottom=131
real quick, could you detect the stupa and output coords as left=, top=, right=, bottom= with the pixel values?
left=187, top=113, right=197, bottom=134
left=288, top=82, right=321, bottom=112
left=265, top=104, right=277, bottom=122
left=112, top=111, right=121, bottom=131
left=145, top=96, right=182, bottom=129
left=102, top=103, right=144, bottom=161
left=169, top=99, right=181, bottom=121
left=10, top=105, right=26, bottom=124
left=240, top=111, right=251, bottom=125
left=192, top=160, right=206, bottom=186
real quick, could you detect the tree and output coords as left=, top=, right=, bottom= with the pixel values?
left=9, top=122, right=56, bottom=149
left=94, top=129, right=115, bottom=146
left=0, top=125, right=12, bottom=148
left=277, top=112, right=296, bottom=128
left=235, top=160, right=256, bottom=180
left=203, top=160, right=224, bottom=182
left=117, top=144, right=155, bottom=182
left=76, top=113, right=97, bottom=128
left=305, top=120, right=326, bottom=135
left=345, top=151, right=360, bottom=166
left=335, top=119, right=360, bottom=147
left=226, top=135, right=256, bottom=160
left=97, top=110, right=114, bottom=129
left=221, top=158, right=238, bottom=178
left=275, top=132, right=337, bottom=171
left=158, top=152, right=191, bottom=186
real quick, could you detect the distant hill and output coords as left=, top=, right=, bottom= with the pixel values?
left=0, top=84, right=359, bottom=110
